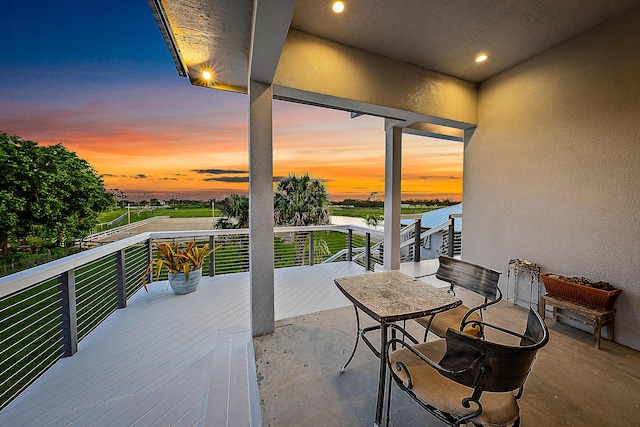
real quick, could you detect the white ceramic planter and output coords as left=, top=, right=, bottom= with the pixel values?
left=168, top=268, right=202, bottom=295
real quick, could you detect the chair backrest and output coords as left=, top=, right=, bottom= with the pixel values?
left=438, top=308, right=549, bottom=393
left=436, top=256, right=501, bottom=301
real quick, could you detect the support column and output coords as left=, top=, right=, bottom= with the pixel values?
left=115, top=249, right=126, bottom=309
left=249, top=79, right=275, bottom=336
left=209, top=235, right=216, bottom=277
left=383, top=120, right=403, bottom=271
left=58, top=270, right=78, bottom=357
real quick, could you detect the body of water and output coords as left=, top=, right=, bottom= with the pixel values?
left=330, top=215, right=384, bottom=230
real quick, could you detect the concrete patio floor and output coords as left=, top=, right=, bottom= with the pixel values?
left=255, top=290, right=640, bottom=426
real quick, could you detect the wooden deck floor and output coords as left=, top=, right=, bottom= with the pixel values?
left=0, top=262, right=366, bottom=427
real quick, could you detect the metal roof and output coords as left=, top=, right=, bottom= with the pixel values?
left=421, top=203, right=462, bottom=232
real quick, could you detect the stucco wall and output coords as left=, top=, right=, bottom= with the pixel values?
left=463, top=6, right=640, bottom=349
left=274, top=29, right=478, bottom=127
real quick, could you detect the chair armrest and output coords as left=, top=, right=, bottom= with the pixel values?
left=388, top=323, right=421, bottom=345
left=385, top=337, right=485, bottom=392
left=459, top=288, right=503, bottom=331
left=461, top=319, right=527, bottom=340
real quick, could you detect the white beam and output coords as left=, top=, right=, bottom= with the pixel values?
left=249, top=0, right=297, bottom=84
left=249, top=80, right=275, bottom=336
left=383, top=120, right=403, bottom=271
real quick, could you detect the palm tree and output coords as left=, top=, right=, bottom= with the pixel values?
left=274, top=174, right=330, bottom=265
left=364, top=214, right=382, bottom=228
left=215, top=193, right=250, bottom=269
left=216, top=193, right=249, bottom=229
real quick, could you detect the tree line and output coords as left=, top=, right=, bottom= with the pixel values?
left=1, top=132, right=113, bottom=254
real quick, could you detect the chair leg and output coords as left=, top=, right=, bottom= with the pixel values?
left=384, top=367, right=393, bottom=426
left=339, top=304, right=361, bottom=373
left=420, top=314, right=435, bottom=342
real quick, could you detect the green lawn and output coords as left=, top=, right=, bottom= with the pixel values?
left=329, top=206, right=383, bottom=218
left=98, top=204, right=444, bottom=225
left=98, top=207, right=218, bottom=225
left=97, top=209, right=127, bottom=223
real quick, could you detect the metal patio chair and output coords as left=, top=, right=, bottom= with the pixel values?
left=387, top=308, right=549, bottom=426
left=416, top=256, right=502, bottom=339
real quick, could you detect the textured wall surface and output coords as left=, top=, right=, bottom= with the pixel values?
left=464, top=6, right=640, bottom=349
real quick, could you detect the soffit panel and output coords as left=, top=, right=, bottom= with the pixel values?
left=160, top=0, right=252, bottom=90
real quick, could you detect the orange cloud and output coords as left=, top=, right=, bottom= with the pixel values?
left=3, top=90, right=462, bottom=202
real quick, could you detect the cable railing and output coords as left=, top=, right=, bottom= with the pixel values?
left=0, top=224, right=382, bottom=411
left=398, top=214, right=462, bottom=261
left=0, top=277, right=61, bottom=410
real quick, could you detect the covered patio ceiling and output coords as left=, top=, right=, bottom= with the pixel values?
left=148, top=0, right=640, bottom=139
left=149, top=0, right=639, bottom=86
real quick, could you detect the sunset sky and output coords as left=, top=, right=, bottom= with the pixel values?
left=0, top=1, right=463, bottom=202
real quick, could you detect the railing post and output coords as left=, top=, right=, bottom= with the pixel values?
left=365, top=232, right=371, bottom=271
left=145, top=239, right=153, bottom=284
left=308, top=231, right=315, bottom=266
left=347, top=229, right=353, bottom=261
left=414, top=220, right=421, bottom=262
left=115, top=249, right=126, bottom=309
left=448, top=215, right=455, bottom=257
left=58, top=270, right=78, bottom=357
left=209, top=235, right=216, bottom=277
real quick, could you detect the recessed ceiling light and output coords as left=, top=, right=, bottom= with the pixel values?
left=475, top=54, right=488, bottom=63
left=202, top=70, right=212, bottom=81
left=332, top=1, right=345, bottom=13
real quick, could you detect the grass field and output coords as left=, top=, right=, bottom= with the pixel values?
left=98, top=203, right=446, bottom=225
left=97, top=207, right=219, bottom=224
left=97, top=209, right=127, bottom=223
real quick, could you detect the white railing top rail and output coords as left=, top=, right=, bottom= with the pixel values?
left=84, top=216, right=170, bottom=241
left=322, top=246, right=368, bottom=264
left=0, top=224, right=382, bottom=299
left=0, top=233, right=151, bottom=298
left=144, top=224, right=383, bottom=240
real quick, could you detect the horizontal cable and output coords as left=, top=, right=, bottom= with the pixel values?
left=0, top=335, right=62, bottom=390
left=0, top=291, right=59, bottom=329
left=0, top=298, right=60, bottom=344
left=0, top=314, right=61, bottom=361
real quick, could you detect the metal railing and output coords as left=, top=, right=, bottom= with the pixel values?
left=398, top=214, right=462, bottom=261
left=0, top=224, right=381, bottom=410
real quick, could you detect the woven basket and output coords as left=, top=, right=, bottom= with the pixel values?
left=541, top=274, right=621, bottom=310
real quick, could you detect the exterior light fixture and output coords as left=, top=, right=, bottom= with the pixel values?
left=332, top=1, right=345, bottom=13
left=202, top=70, right=212, bottom=81
left=475, top=54, right=488, bottom=63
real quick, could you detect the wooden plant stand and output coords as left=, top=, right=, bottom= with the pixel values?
left=539, top=294, right=616, bottom=349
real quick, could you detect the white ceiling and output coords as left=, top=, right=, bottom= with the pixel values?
left=154, top=0, right=640, bottom=88
left=291, top=0, right=640, bottom=82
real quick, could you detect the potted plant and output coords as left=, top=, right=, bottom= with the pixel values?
left=541, top=273, right=622, bottom=310
left=141, top=241, right=219, bottom=295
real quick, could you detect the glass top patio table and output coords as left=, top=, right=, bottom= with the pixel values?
left=334, top=270, right=461, bottom=427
